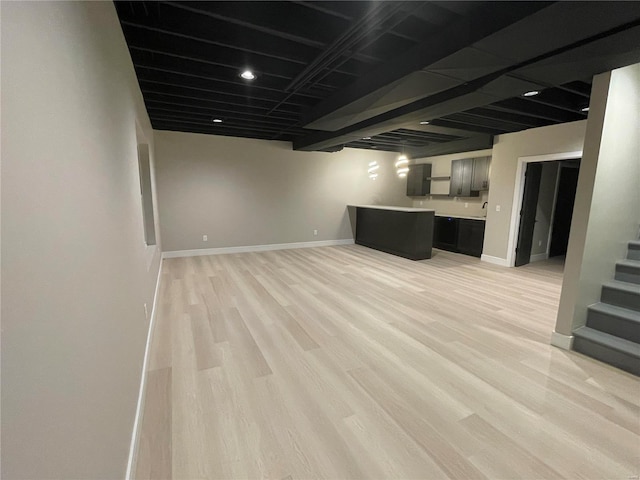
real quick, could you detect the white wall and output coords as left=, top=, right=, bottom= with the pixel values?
left=155, top=131, right=411, bottom=252
left=483, top=121, right=587, bottom=263
left=410, top=149, right=492, bottom=218
left=555, top=64, right=640, bottom=337
left=1, top=2, right=161, bottom=477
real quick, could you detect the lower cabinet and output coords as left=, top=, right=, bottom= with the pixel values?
left=433, top=216, right=485, bottom=258
left=457, top=219, right=485, bottom=257
left=433, top=216, right=458, bottom=251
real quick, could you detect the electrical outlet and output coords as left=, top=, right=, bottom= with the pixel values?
left=496, top=205, right=501, bottom=212
left=464, top=202, right=468, bottom=208
left=143, top=303, right=148, bottom=319
left=203, top=235, right=208, bottom=241
left=419, top=200, right=424, bottom=206
left=313, top=229, right=318, bottom=236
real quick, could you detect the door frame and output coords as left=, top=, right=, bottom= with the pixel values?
left=506, top=150, right=582, bottom=267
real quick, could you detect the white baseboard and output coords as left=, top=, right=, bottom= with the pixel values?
left=480, top=254, right=510, bottom=267
left=126, top=259, right=163, bottom=479
left=530, top=253, right=549, bottom=263
left=550, top=331, right=574, bottom=350
left=162, top=238, right=355, bottom=259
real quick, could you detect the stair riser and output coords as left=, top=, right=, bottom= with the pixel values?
left=601, top=286, right=640, bottom=311
left=573, top=337, right=640, bottom=376
left=586, top=309, right=640, bottom=343
left=628, top=249, right=640, bottom=261
left=615, top=270, right=640, bottom=284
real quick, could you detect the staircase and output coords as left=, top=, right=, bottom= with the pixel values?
left=573, top=237, right=640, bottom=376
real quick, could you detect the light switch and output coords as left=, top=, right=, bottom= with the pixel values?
left=496, top=205, right=501, bottom=212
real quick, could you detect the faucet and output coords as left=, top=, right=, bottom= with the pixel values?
left=482, top=202, right=488, bottom=217
left=482, top=202, right=488, bottom=209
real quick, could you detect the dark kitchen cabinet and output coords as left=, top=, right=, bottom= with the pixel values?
left=457, top=219, right=485, bottom=257
left=471, top=157, right=491, bottom=191
left=449, top=158, right=478, bottom=197
left=355, top=206, right=434, bottom=260
left=433, top=216, right=485, bottom=257
left=449, top=157, right=491, bottom=197
left=433, top=216, right=458, bottom=251
left=406, top=163, right=432, bottom=196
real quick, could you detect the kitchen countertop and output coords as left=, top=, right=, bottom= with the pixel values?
left=349, top=205, right=435, bottom=213
left=435, top=213, right=486, bottom=221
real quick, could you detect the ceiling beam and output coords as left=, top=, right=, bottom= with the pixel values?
left=467, top=107, right=549, bottom=128
left=430, top=118, right=510, bottom=135
left=123, top=29, right=334, bottom=83
left=490, top=98, right=584, bottom=123
left=300, top=2, right=552, bottom=127
left=135, top=66, right=314, bottom=99
left=154, top=124, right=276, bottom=141
left=139, top=79, right=313, bottom=108
left=293, top=70, right=505, bottom=151
left=146, top=109, right=298, bottom=130
left=166, top=1, right=379, bottom=66
left=141, top=88, right=302, bottom=115
left=405, top=135, right=494, bottom=158
left=119, top=19, right=330, bottom=69
left=136, top=69, right=320, bottom=103
left=145, top=104, right=296, bottom=124
left=152, top=118, right=306, bottom=137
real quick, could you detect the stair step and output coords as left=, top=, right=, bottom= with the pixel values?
left=573, top=326, right=640, bottom=376
left=587, top=302, right=640, bottom=343
left=601, top=280, right=640, bottom=311
left=615, top=259, right=640, bottom=284
left=629, top=240, right=640, bottom=260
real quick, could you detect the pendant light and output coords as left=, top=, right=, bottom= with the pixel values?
left=396, top=151, right=409, bottom=177
left=368, top=161, right=379, bottom=180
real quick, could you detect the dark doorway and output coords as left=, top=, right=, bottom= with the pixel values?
left=515, top=163, right=542, bottom=267
left=549, top=165, right=580, bottom=257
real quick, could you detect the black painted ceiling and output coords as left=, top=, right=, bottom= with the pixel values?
left=114, top=1, right=640, bottom=156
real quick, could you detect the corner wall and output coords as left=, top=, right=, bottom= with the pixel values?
left=154, top=131, right=411, bottom=253
left=1, top=2, right=161, bottom=477
left=483, top=121, right=587, bottom=263
left=555, top=64, right=640, bottom=338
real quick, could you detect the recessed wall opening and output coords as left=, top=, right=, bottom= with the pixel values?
left=137, top=143, right=156, bottom=246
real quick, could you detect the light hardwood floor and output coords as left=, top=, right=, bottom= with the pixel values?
left=134, top=245, right=639, bottom=479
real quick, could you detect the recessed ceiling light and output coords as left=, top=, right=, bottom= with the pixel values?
left=419, top=121, right=430, bottom=125
left=523, top=90, right=540, bottom=97
left=212, top=118, right=223, bottom=123
left=240, top=70, right=256, bottom=80
left=362, top=136, right=372, bottom=140
left=581, top=106, right=590, bottom=112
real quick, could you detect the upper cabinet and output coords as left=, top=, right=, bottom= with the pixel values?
left=449, top=158, right=476, bottom=197
left=406, top=163, right=432, bottom=196
left=449, top=157, right=491, bottom=197
left=471, top=156, right=491, bottom=191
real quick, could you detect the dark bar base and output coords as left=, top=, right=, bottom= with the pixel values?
left=355, top=207, right=434, bottom=260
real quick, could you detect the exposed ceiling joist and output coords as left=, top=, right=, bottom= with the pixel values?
left=300, top=2, right=552, bottom=129
left=115, top=1, right=640, bottom=154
